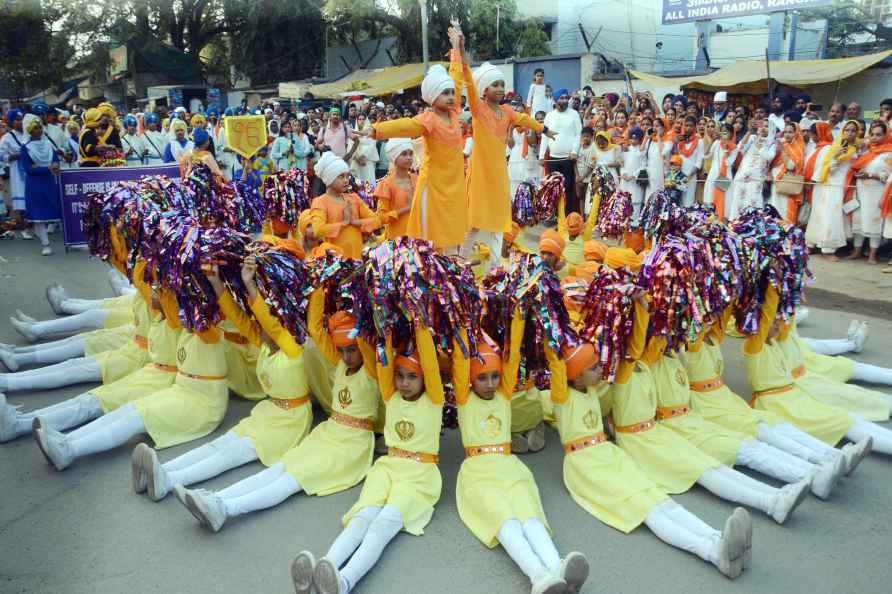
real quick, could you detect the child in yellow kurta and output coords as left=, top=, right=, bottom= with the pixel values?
left=174, top=293, right=379, bottom=533
left=459, top=47, right=547, bottom=267
left=135, top=257, right=314, bottom=502
left=364, top=30, right=467, bottom=254
left=607, top=293, right=808, bottom=524
left=1, top=259, right=153, bottom=394
left=1, top=287, right=181, bottom=443
left=374, top=138, right=416, bottom=240
left=453, top=315, right=589, bottom=594
left=793, top=321, right=892, bottom=387
left=34, top=289, right=229, bottom=472
left=309, top=151, right=380, bottom=259
left=292, top=329, right=444, bottom=594
left=550, top=342, right=751, bottom=580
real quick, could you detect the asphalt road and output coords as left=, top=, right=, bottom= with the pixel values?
left=1, top=236, right=891, bottom=594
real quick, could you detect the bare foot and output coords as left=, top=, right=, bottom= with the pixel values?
left=867, top=257, right=878, bottom=265
left=847, top=251, right=863, bottom=260
left=825, top=254, right=840, bottom=262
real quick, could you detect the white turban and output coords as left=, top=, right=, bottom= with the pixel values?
left=385, top=138, right=414, bottom=164
left=473, top=62, right=505, bottom=98
left=23, top=114, right=41, bottom=134
left=316, top=151, right=350, bottom=186
left=421, top=64, right=455, bottom=105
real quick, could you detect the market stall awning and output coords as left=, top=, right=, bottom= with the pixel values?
left=284, top=61, right=445, bottom=99
left=630, top=50, right=892, bottom=94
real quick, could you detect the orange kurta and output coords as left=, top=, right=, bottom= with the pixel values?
left=464, top=65, right=543, bottom=234
left=372, top=53, right=467, bottom=250
left=374, top=171, right=417, bottom=239
left=309, top=192, right=379, bottom=259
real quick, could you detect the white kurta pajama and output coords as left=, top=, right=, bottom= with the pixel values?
left=729, top=137, right=775, bottom=220
left=852, top=152, right=892, bottom=248
left=806, top=146, right=853, bottom=253
left=645, top=138, right=673, bottom=203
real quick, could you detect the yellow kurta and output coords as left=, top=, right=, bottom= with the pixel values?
left=372, top=53, right=467, bottom=250
left=555, top=384, right=667, bottom=533
left=344, top=391, right=443, bottom=535
left=101, top=304, right=136, bottom=329
left=794, top=331, right=855, bottom=383
left=94, top=310, right=180, bottom=413
left=93, top=261, right=152, bottom=384
left=133, top=329, right=229, bottom=449
left=83, top=324, right=135, bottom=357
left=219, top=318, right=264, bottom=401
left=743, top=287, right=853, bottom=445
left=779, top=335, right=889, bottom=422
left=463, top=62, right=543, bottom=234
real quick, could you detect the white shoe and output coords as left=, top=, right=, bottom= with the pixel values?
left=107, top=269, right=130, bottom=296
left=15, top=310, right=37, bottom=323
left=842, top=436, right=872, bottom=476
left=511, top=430, right=531, bottom=454
left=851, top=322, right=869, bottom=354
left=531, top=572, right=567, bottom=594
left=9, top=318, right=37, bottom=343
left=46, top=284, right=67, bottom=315
left=810, top=454, right=846, bottom=500
left=183, top=488, right=227, bottom=532
left=33, top=420, right=74, bottom=471
left=795, top=306, right=811, bottom=325
left=526, top=422, right=547, bottom=453
left=19, top=230, right=34, bottom=240
left=291, top=551, right=316, bottom=594
left=0, top=346, right=19, bottom=372
left=131, top=443, right=150, bottom=494
left=313, top=557, right=347, bottom=594
left=731, top=507, right=752, bottom=570
left=0, top=393, right=23, bottom=442
left=558, top=551, right=589, bottom=593
left=716, top=509, right=746, bottom=579
left=47, top=223, right=57, bottom=235
left=145, top=446, right=171, bottom=501
left=846, top=320, right=860, bottom=341
left=769, top=480, right=809, bottom=524
left=41, top=245, right=53, bottom=256
left=172, top=484, right=189, bottom=505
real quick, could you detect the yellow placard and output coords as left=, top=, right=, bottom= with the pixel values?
left=224, top=115, right=268, bottom=159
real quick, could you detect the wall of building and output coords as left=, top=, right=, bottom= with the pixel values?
left=325, top=37, right=398, bottom=80
left=804, top=67, right=892, bottom=113
left=513, top=55, right=582, bottom=106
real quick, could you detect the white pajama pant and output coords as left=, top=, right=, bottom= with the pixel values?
left=697, top=465, right=781, bottom=513
left=6, top=393, right=102, bottom=439
left=162, top=431, right=258, bottom=491
left=736, top=438, right=814, bottom=483
left=497, top=518, right=562, bottom=583
left=21, top=309, right=110, bottom=339
left=211, top=462, right=302, bottom=517
left=325, top=505, right=405, bottom=594
left=0, top=356, right=100, bottom=392
left=847, top=413, right=892, bottom=455
left=756, top=421, right=839, bottom=464
left=800, top=338, right=892, bottom=387
left=64, top=402, right=146, bottom=460
left=2, top=337, right=85, bottom=369
left=644, top=499, right=722, bottom=565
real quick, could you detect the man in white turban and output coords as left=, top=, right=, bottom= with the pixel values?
left=315, top=151, right=350, bottom=187
left=472, top=62, right=505, bottom=99
left=420, top=64, right=456, bottom=106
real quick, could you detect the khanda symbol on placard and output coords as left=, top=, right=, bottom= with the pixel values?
left=233, top=120, right=264, bottom=148
left=338, top=386, right=353, bottom=407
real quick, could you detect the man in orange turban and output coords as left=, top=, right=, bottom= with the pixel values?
left=603, top=247, right=642, bottom=271
left=538, top=229, right=566, bottom=270
left=328, top=310, right=363, bottom=371
left=566, top=212, right=584, bottom=239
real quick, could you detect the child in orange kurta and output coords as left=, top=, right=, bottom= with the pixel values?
left=374, top=138, right=416, bottom=240
left=363, top=28, right=467, bottom=254
left=460, top=40, right=550, bottom=267
left=309, top=152, right=380, bottom=259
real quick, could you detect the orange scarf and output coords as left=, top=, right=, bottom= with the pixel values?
left=771, top=126, right=806, bottom=223
left=677, top=134, right=701, bottom=158
left=845, top=135, right=892, bottom=207
left=802, top=122, right=834, bottom=186
left=713, top=138, right=736, bottom=220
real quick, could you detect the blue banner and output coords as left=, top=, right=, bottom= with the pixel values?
left=662, top=0, right=832, bottom=25
left=58, top=164, right=180, bottom=247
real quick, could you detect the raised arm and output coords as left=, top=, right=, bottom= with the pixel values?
left=743, top=284, right=780, bottom=355
left=499, top=308, right=525, bottom=397
left=416, top=325, right=445, bottom=404
left=451, top=330, right=472, bottom=406
left=615, top=295, right=650, bottom=384
left=249, top=295, right=302, bottom=357
left=218, top=289, right=262, bottom=347
left=308, top=288, right=338, bottom=366
left=545, top=344, right=568, bottom=405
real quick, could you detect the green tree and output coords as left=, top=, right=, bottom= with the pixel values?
left=468, top=0, right=520, bottom=61
left=0, top=0, right=74, bottom=100
left=800, top=0, right=892, bottom=56
left=516, top=19, right=551, bottom=58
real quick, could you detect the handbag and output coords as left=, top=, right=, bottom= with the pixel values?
left=797, top=201, right=811, bottom=227
left=775, top=173, right=804, bottom=196
left=842, top=197, right=860, bottom=215
left=636, top=168, right=649, bottom=188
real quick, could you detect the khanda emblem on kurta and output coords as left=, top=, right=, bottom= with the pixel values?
left=583, top=410, right=598, bottom=430
left=482, top=414, right=502, bottom=438
left=395, top=418, right=415, bottom=441
left=675, top=369, right=687, bottom=386
left=338, top=386, right=353, bottom=407
left=259, top=372, right=272, bottom=390
left=177, top=347, right=186, bottom=364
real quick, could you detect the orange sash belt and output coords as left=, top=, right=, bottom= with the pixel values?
left=153, top=363, right=177, bottom=373
left=690, top=376, right=725, bottom=392
left=178, top=370, right=227, bottom=381
left=223, top=331, right=248, bottom=345
left=615, top=418, right=656, bottom=434
left=750, top=384, right=793, bottom=407
left=271, top=395, right=310, bottom=410
left=656, top=404, right=691, bottom=420
left=563, top=432, right=608, bottom=454
left=792, top=365, right=806, bottom=379
left=134, top=335, right=148, bottom=349
left=388, top=446, right=439, bottom=464
left=464, top=443, right=512, bottom=458
left=330, top=410, right=375, bottom=432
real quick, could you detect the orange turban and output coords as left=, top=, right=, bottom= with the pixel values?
left=298, top=210, right=313, bottom=237
left=623, top=228, right=645, bottom=253
left=669, top=154, right=683, bottom=167
left=538, top=229, right=565, bottom=257
left=604, top=247, right=642, bottom=271
left=310, top=242, right=344, bottom=260
left=573, top=261, right=600, bottom=282
left=470, top=341, right=502, bottom=380
left=278, top=238, right=305, bottom=260
left=328, top=311, right=357, bottom=347
left=271, top=218, right=291, bottom=236
left=566, top=212, right=584, bottom=235
left=394, top=351, right=423, bottom=375
left=563, top=343, right=599, bottom=381
left=583, top=240, right=607, bottom=262
left=504, top=222, right=520, bottom=245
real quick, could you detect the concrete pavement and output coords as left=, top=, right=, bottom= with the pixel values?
left=1, top=235, right=891, bottom=594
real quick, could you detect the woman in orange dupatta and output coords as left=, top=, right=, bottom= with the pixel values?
left=703, top=124, right=737, bottom=220
left=846, top=119, right=892, bottom=264
left=801, top=122, right=835, bottom=226
left=769, top=122, right=806, bottom=224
